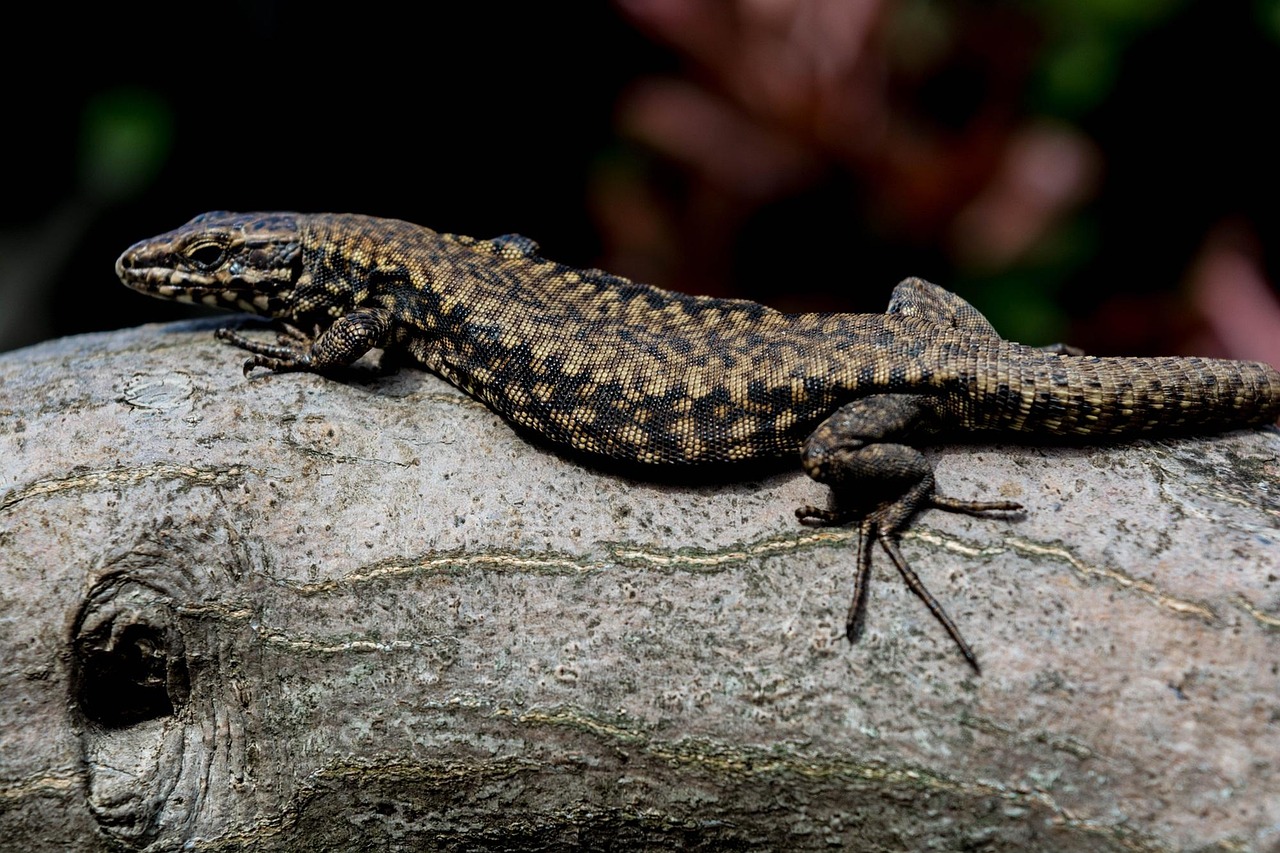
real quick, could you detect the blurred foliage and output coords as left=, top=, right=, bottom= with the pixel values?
left=1257, top=0, right=1280, bottom=41
left=1028, top=0, right=1189, bottom=117
left=78, top=89, right=173, bottom=203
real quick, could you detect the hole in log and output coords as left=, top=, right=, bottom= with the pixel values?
left=75, top=621, right=189, bottom=728
left=70, top=579, right=189, bottom=729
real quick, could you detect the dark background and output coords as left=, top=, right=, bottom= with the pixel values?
left=4, top=0, right=1278, bottom=367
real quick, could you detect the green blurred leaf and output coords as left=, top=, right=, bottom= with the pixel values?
left=1037, top=30, right=1123, bottom=116
left=1257, top=0, right=1280, bottom=42
left=1025, top=0, right=1189, bottom=117
left=79, top=89, right=173, bottom=201
left=1035, top=0, right=1186, bottom=28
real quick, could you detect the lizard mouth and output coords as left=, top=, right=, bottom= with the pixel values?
left=115, top=255, right=281, bottom=314
left=115, top=250, right=260, bottom=298
left=115, top=253, right=226, bottom=294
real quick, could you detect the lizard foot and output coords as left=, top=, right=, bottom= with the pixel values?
left=798, top=394, right=1024, bottom=672
left=215, top=326, right=316, bottom=375
left=216, top=308, right=393, bottom=376
left=799, top=491, right=1018, bottom=674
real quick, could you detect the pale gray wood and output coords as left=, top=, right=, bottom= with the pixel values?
left=1, top=320, right=1277, bottom=852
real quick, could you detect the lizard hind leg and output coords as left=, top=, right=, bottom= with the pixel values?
left=795, top=395, right=1020, bottom=672
left=886, top=277, right=1085, bottom=355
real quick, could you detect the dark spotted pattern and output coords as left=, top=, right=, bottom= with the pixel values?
left=116, top=212, right=1280, bottom=670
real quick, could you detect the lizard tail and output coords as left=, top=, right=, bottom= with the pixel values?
left=970, top=353, right=1280, bottom=438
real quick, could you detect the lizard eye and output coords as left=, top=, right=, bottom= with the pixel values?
left=186, top=243, right=226, bottom=270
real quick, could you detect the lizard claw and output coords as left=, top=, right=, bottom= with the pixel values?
left=217, top=327, right=313, bottom=374
left=861, top=518, right=981, bottom=673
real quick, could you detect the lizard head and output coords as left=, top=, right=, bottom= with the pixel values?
left=115, top=211, right=304, bottom=317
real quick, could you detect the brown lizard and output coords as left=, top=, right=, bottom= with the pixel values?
left=116, top=212, right=1280, bottom=671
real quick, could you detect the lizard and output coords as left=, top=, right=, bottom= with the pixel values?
left=115, top=211, right=1280, bottom=672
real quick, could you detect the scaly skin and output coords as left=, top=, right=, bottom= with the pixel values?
left=117, top=212, right=1280, bottom=671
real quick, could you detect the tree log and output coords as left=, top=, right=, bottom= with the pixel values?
left=1, top=320, right=1278, bottom=852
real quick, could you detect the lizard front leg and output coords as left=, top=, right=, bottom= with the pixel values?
left=796, top=394, right=1020, bottom=672
left=215, top=307, right=395, bottom=376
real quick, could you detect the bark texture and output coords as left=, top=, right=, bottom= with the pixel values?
left=1, top=320, right=1278, bottom=852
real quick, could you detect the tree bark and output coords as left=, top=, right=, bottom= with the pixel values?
left=1, top=320, right=1278, bottom=852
